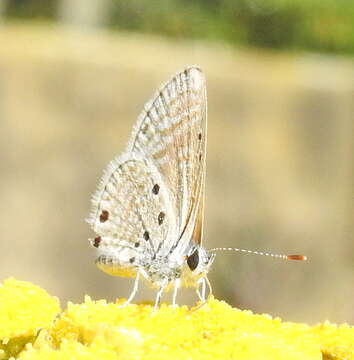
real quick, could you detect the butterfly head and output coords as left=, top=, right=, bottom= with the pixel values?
left=186, top=246, right=215, bottom=278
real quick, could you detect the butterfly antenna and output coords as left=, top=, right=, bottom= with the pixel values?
left=209, top=247, right=307, bottom=261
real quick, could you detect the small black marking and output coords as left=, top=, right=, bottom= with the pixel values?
left=152, top=184, right=160, bottom=195
left=187, top=249, right=199, bottom=271
left=158, top=212, right=165, bottom=225
left=100, top=210, right=109, bottom=223
left=143, top=231, right=150, bottom=241
left=129, top=257, right=135, bottom=264
left=141, top=123, right=149, bottom=134
left=93, top=236, right=101, bottom=248
left=199, top=153, right=202, bottom=161
left=198, top=133, right=202, bottom=140
left=134, top=242, right=140, bottom=248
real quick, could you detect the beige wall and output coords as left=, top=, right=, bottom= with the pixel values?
left=0, top=23, right=353, bottom=324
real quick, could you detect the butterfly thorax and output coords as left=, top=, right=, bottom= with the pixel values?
left=140, top=245, right=215, bottom=289
left=142, top=255, right=183, bottom=289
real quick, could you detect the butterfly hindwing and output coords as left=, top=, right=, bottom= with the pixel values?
left=88, top=153, right=175, bottom=273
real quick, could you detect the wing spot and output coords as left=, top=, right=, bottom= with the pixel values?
left=141, top=123, right=149, bottom=134
left=143, top=231, right=150, bottom=241
left=100, top=210, right=109, bottom=223
left=134, top=242, right=140, bottom=248
left=152, top=184, right=160, bottom=195
left=199, top=153, right=202, bottom=161
left=198, top=133, right=202, bottom=140
left=93, top=236, right=101, bottom=248
left=129, top=257, right=135, bottom=264
left=158, top=211, right=165, bottom=225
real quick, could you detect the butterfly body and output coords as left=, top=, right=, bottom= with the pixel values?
left=88, top=67, right=213, bottom=305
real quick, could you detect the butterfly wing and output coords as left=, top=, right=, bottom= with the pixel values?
left=88, top=153, right=175, bottom=277
left=127, top=67, right=207, bottom=253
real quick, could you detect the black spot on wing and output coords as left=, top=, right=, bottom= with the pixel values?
left=152, top=184, right=160, bottom=195
left=93, top=236, right=101, bottom=248
left=158, top=211, right=165, bottom=225
left=100, top=210, right=109, bottom=222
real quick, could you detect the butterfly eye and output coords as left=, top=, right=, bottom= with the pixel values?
left=187, top=249, right=199, bottom=271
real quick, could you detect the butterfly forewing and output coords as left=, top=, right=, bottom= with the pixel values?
left=127, top=67, right=207, bottom=251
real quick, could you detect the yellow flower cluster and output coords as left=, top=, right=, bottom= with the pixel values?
left=0, top=278, right=60, bottom=359
left=0, top=278, right=352, bottom=360
left=311, top=321, right=354, bottom=360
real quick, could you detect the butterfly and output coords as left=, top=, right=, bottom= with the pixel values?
left=87, top=67, right=215, bottom=309
left=87, top=66, right=306, bottom=310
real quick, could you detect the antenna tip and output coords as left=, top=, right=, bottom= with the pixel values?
left=287, top=254, right=307, bottom=261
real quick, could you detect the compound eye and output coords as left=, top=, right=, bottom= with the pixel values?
left=187, top=249, right=199, bottom=271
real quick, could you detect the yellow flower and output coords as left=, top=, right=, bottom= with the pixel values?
left=0, top=278, right=60, bottom=359
left=0, top=278, right=353, bottom=360
left=311, top=321, right=354, bottom=360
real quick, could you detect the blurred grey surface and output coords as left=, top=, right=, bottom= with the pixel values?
left=0, top=24, right=353, bottom=324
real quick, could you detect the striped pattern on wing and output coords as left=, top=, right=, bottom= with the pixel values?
left=127, top=67, right=207, bottom=247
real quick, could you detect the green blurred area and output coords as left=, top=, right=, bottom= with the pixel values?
left=4, top=0, right=354, bottom=55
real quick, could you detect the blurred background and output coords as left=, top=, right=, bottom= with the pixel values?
left=0, top=0, right=353, bottom=324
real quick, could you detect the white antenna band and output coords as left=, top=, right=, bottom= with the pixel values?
left=209, top=247, right=307, bottom=261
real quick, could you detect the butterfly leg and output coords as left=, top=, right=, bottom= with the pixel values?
left=118, top=271, right=140, bottom=308
left=172, top=278, right=181, bottom=307
left=205, top=276, right=213, bottom=298
left=196, top=277, right=206, bottom=301
left=192, top=277, right=213, bottom=312
left=153, top=280, right=167, bottom=312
